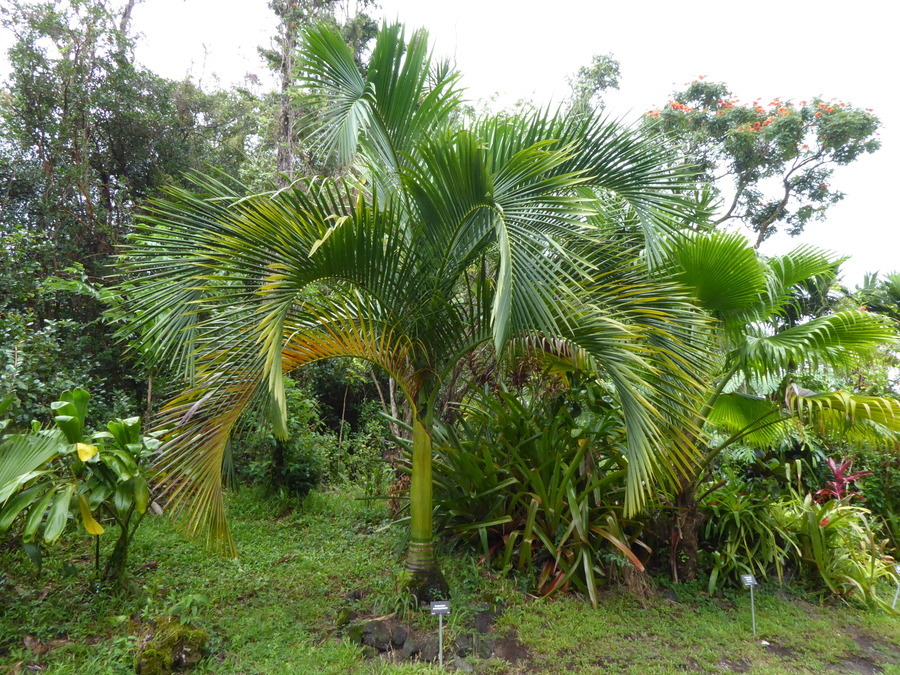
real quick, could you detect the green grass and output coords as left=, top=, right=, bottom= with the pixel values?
left=1, top=487, right=898, bottom=674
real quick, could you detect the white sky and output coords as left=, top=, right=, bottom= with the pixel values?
left=2, top=0, right=897, bottom=287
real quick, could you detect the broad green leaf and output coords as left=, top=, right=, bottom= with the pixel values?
left=43, top=484, right=75, bottom=542
left=0, top=485, right=42, bottom=531
left=22, top=489, right=54, bottom=541
left=114, top=482, right=133, bottom=513
left=53, top=416, right=82, bottom=444
left=133, top=475, right=150, bottom=514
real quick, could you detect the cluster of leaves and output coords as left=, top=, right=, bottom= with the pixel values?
left=646, top=79, right=880, bottom=245
left=230, top=375, right=393, bottom=504
left=0, top=388, right=158, bottom=583
left=428, top=385, right=646, bottom=608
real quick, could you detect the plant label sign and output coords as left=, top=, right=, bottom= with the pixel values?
left=430, top=601, right=450, bottom=615
left=741, top=574, right=758, bottom=587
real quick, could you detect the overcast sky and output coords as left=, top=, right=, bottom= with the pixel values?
left=3, top=0, right=897, bottom=286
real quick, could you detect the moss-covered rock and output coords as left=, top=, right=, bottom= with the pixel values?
left=135, top=648, right=172, bottom=675
left=134, top=616, right=209, bottom=674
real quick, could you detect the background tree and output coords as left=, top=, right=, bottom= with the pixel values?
left=646, top=79, right=880, bottom=246
left=567, top=52, right=620, bottom=115
left=0, top=0, right=265, bottom=423
left=259, top=0, right=377, bottom=184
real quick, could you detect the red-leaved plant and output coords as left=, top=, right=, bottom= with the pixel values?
left=814, top=457, right=871, bottom=503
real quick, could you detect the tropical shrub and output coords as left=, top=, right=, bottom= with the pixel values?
left=773, top=494, right=897, bottom=608
left=428, top=386, right=647, bottom=608
left=854, top=445, right=900, bottom=547
left=233, top=379, right=390, bottom=497
left=232, top=378, right=327, bottom=498
left=700, top=476, right=796, bottom=593
left=698, top=459, right=897, bottom=607
left=0, top=388, right=158, bottom=583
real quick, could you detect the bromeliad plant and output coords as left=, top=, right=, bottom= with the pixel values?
left=773, top=493, right=897, bottom=609
left=429, top=387, right=648, bottom=608
left=0, top=388, right=158, bottom=583
left=814, top=457, right=872, bottom=503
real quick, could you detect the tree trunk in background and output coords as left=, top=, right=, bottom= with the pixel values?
left=275, top=11, right=296, bottom=187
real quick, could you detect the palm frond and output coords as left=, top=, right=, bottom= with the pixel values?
left=707, top=393, right=790, bottom=447
left=740, top=311, right=897, bottom=378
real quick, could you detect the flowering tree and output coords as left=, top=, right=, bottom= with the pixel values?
left=646, top=80, right=880, bottom=246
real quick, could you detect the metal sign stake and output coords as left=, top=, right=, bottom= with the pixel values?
left=430, top=601, right=450, bottom=668
left=750, top=583, right=757, bottom=637
left=741, top=574, right=758, bottom=637
left=893, top=565, right=900, bottom=610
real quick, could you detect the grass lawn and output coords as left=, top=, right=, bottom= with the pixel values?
left=1, top=488, right=898, bottom=674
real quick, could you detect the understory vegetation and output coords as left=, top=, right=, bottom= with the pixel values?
left=1, top=490, right=898, bottom=674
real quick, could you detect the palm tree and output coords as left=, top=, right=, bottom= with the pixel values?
left=662, top=230, right=900, bottom=581
left=120, top=23, right=713, bottom=583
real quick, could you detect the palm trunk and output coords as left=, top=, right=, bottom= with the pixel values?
left=407, top=414, right=434, bottom=571
left=406, top=405, right=449, bottom=602
left=670, top=478, right=703, bottom=583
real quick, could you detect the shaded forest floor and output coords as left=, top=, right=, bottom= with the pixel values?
left=1, top=488, right=898, bottom=674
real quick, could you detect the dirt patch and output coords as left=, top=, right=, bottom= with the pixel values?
left=493, top=632, right=531, bottom=665
left=761, top=640, right=797, bottom=660
left=828, top=656, right=884, bottom=674
left=716, top=658, right=751, bottom=673
left=847, top=627, right=900, bottom=666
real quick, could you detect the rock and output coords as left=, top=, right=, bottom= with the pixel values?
left=361, top=645, right=378, bottom=659
left=474, top=636, right=493, bottom=659
left=421, top=635, right=440, bottom=662
left=362, top=620, right=393, bottom=651
left=660, top=588, right=680, bottom=603
left=451, top=656, right=475, bottom=672
left=454, top=634, right=473, bottom=656
left=135, top=648, right=172, bottom=675
left=344, top=588, right=365, bottom=602
left=134, top=616, right=209, bottom=675
left=401, top=636, right=420, bottom=659
left=391, top=624, right=408, bottom=647
left=474, top=611, right=492, bottom=634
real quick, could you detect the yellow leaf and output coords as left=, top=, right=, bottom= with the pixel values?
left=77, top=495, right=104, bottom=535
left=76, top=443, right=98, bottom=462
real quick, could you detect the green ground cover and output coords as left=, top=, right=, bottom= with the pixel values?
left=1, top=489, right=897, bottom=674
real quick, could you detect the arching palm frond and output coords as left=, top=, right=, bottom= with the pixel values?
left=740, top=311, right=896, bottom=379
